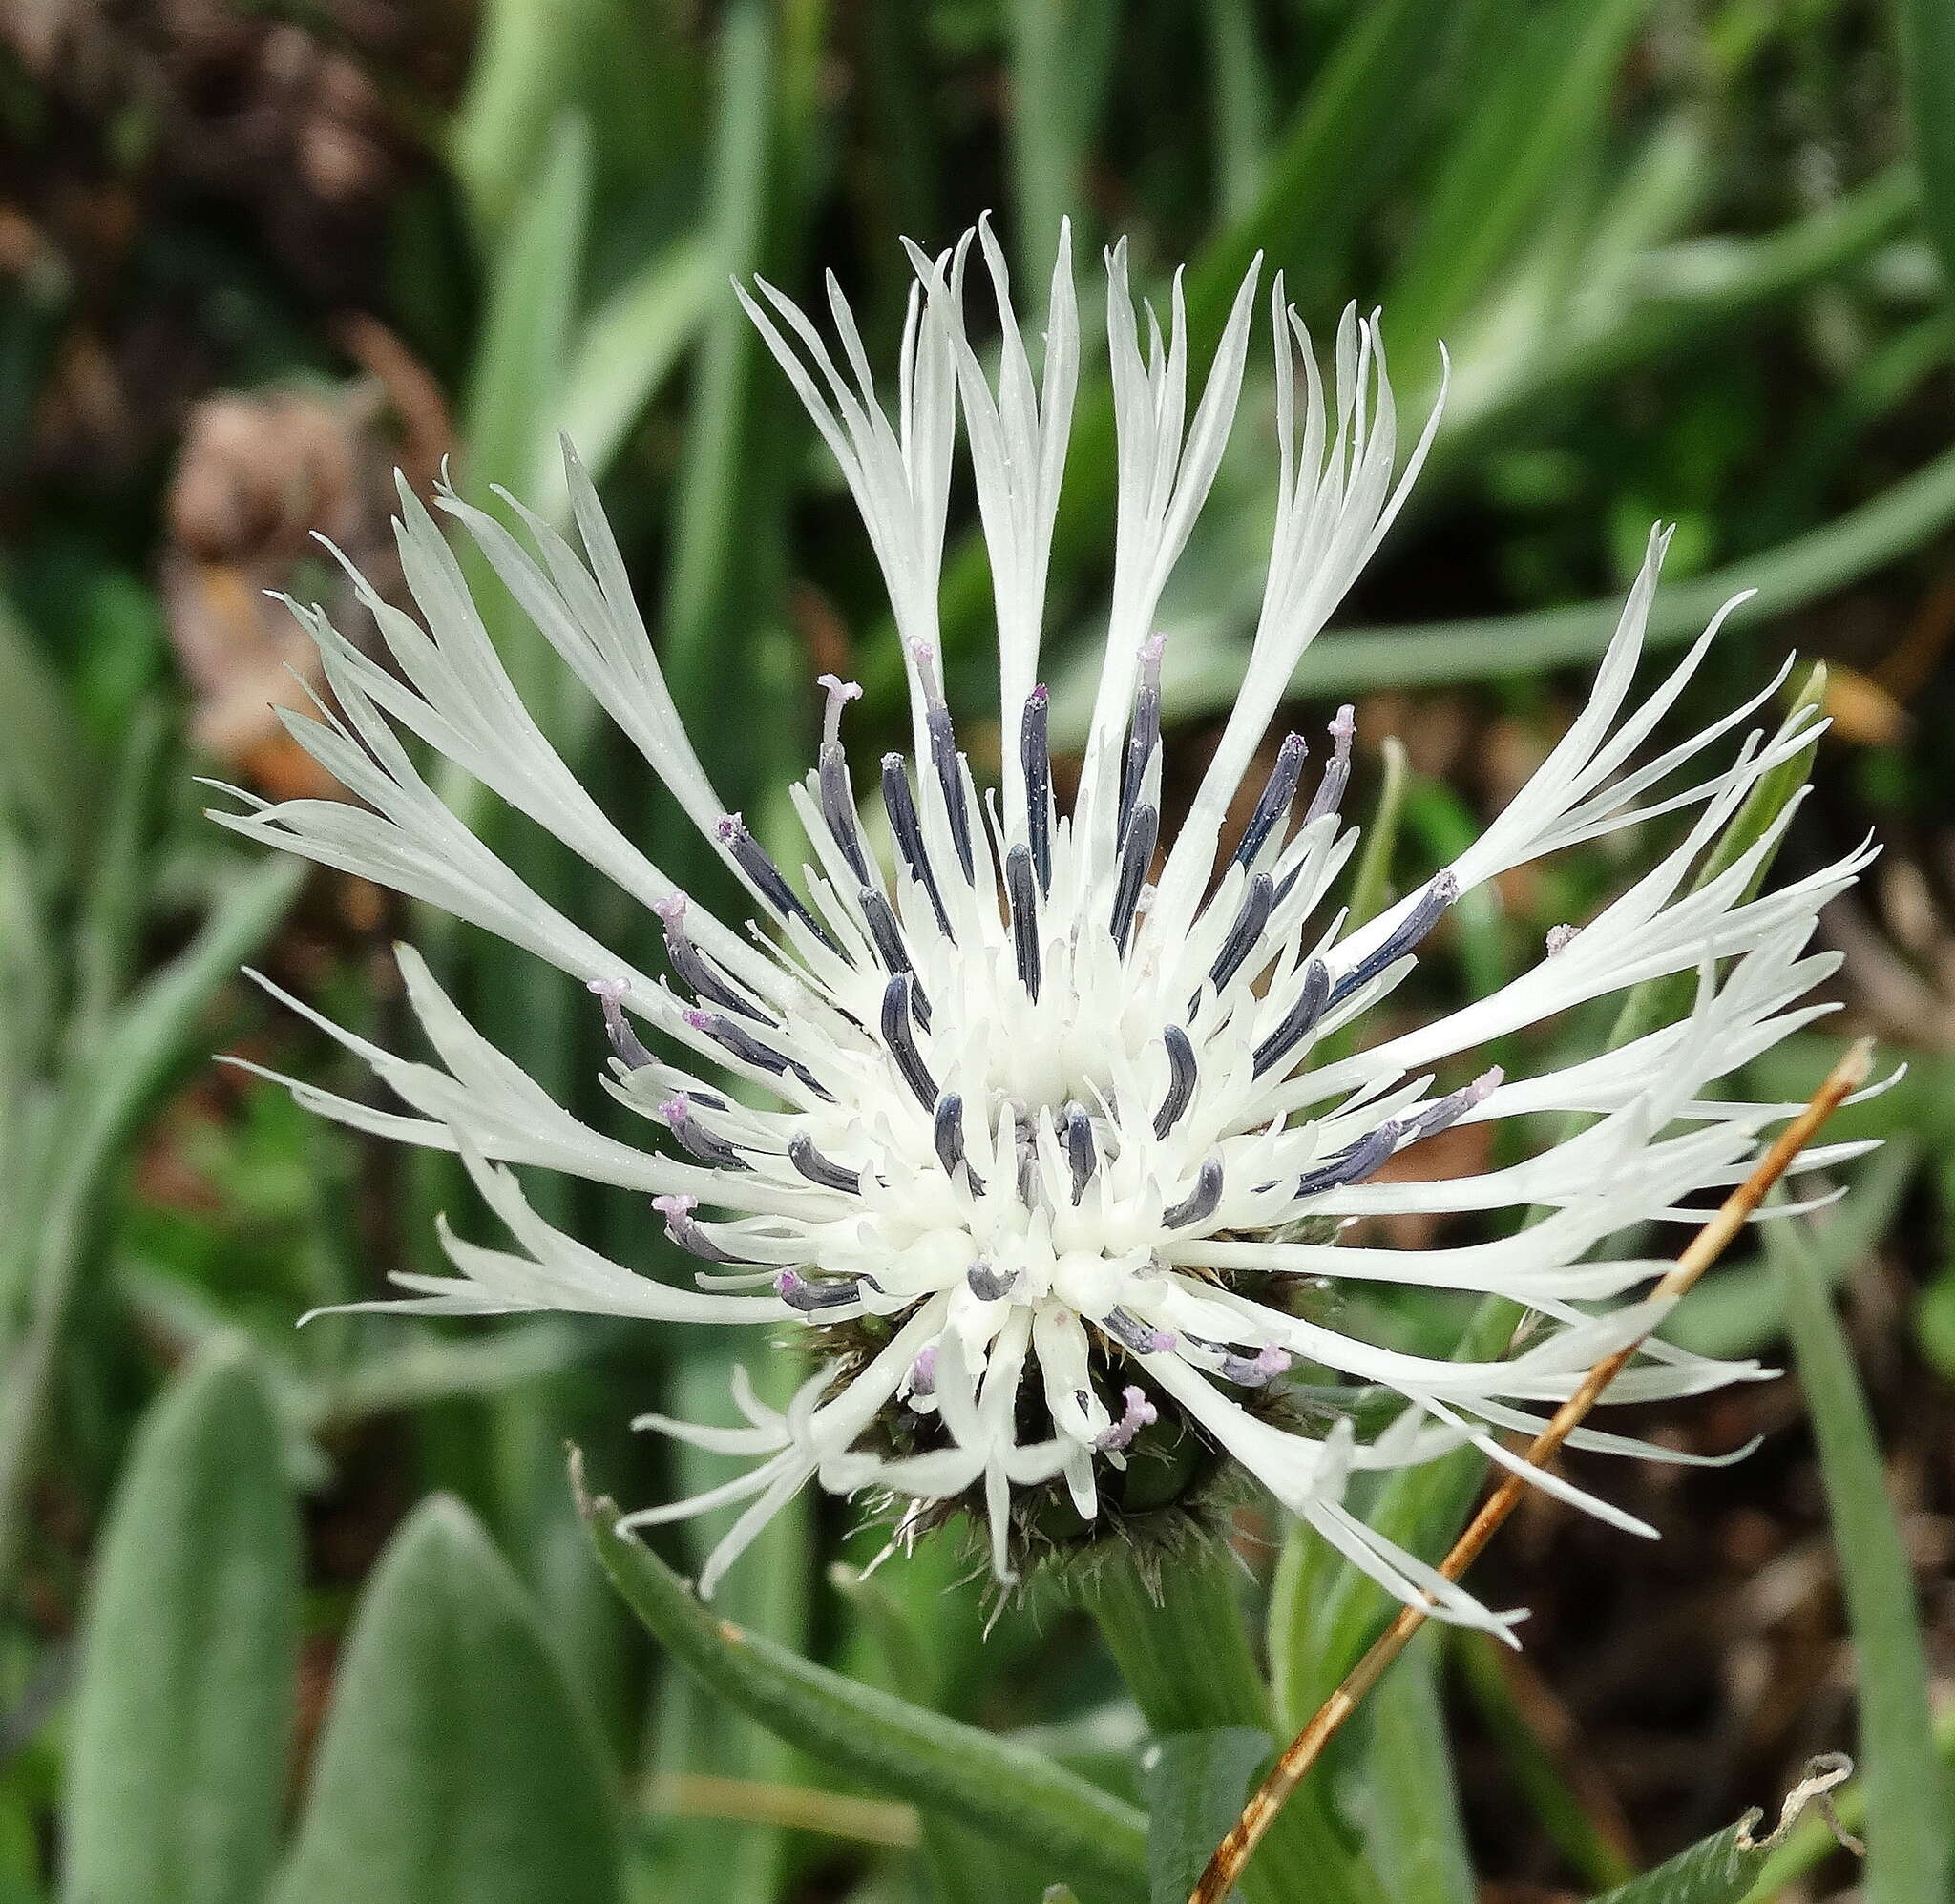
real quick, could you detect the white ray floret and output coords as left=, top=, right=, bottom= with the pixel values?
left=215, top=224, right=1870, bottom=1631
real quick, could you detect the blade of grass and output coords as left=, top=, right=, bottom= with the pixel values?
left=1148, top=442, right=1955, bottom=712
left=1894, top=0, right=1955, bottom=293
left=1360, top=1632, right=1476, bottom=1904
left=1767, top=1208, right=1952, bottom=1904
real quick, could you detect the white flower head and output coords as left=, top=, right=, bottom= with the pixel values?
left=217, top=222, right=1874, bottom=1631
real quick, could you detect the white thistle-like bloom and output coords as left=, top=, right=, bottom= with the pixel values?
left=219, top=225, right=1874, bottom=1634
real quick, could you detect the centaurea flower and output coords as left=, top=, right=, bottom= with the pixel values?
left=218, top=224, right=1874, bottom=1631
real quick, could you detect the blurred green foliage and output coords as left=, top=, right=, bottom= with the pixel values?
left=3, top=1, right=1955, bottom=1900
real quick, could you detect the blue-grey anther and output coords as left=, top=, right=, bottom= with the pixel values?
left=1404, top=1067, right=1501, bottom=1141
left=716, top=814, right=837, bottom=951
left=1327, top=872, right=1458, bottom=1007
left=1103, top=1308, right=1176, bottom=1356
left=857, top=888, right=931, bottom=1028
left=1162, top=1156, right=1224, bottom=1228
left=775, top=1270, right=866, bottom=1313
left=653, top=1194, right=741, bottom=1263
left=1064, top=1102, right=1096, bottom=1204
left=655, top=898, right=770, bottom=1023
left=659, top=1094, right=750, bottom=1172
left=814, top=674, right=872, bottom=884
left=1251, top=957, right=1331, bottom=1077
left=927, top=706, right=976, bottom=882
left=1232, top=731, right=1307, bottom=868
left=683, top=1008, right=830, bottom=1101
left=880, top=754, right=952, bottom=936
left=587, top=977, right=654, bottom=1069
left=1005, top=844, right=1041, bottom=1001
left=934, top=1092, right=986, bottom=1194
left=1118, top=633, right=1166, bottom=837
left=788, top=1132, right=861, bottom=1193
left=1294, top=1119, right=1403, bottom=1198
left=966, top=1260, right=1017, bottom=1301
left=1153, top=1025, right=1198, bottom=1139
left=1109, top=802, right=1158, bottom=952
left=1303, top=703, right=1355, bottom=826
left=1020, top=685, right=1053, bottom=891
left=1207, top=872, right=1276, bottom=995
left=880, top=974, right=938, bottom=1107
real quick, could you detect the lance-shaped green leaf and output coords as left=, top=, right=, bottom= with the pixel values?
left=1139, top=1728, right=1271, bottom=1904
left=578, top=1468, right=1147, bottom=1894
left=1771, top=1213, right=1953, bottom=1904
left=275, top=1496, right=622, bottom=1904
left=1588, top=1756, right=1855, bottom=1904
left=61, top=1344, right=298, bottom=1904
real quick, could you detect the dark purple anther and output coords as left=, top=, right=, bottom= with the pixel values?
left=915, top=643, right=975, bottom=883
left=1404, top=1067, right=1501, bottom=1141
left=816, top=674, right=872, bottom=885
left=1162, top=1156, right=1224, bottom=1229
left=1109, top=802, right=1158, bottom=953
left=653, top=1193, right=740, bottom=1264
left=1103, top=1308, right=1176, bottom=1357
left=1294, top=1119, right=1403, bottom=1199
left=1020, top=685, right=1053, bottom=892
left=1206, top=872, right=1276, bottom=997
left=933, top=1092, right=986, bottom=1194
left=683, top=1006, right=829, bottom=1099
left=966, top=1260, right=1017, bottom=1302
left=1327, top=872, right=1458, bottom=1007
left=1005, top=844, right=1041, bottom=1001
left=654, top=896, right=769, bottom=1023
left=1153, top=1026, right=1198, bottom=1139
left=775, top=1269, right=866, bottom=1313
left=1303, top=704, right=1355, bottom=826
left=716, top=814, right=837, bottom=951
left=1232, top=731, right=1308, bottom=868
left=587, top=976, right=654, bottom=1070
left=1251, top=957, right=1332, bottom=1078
left=659, top=1093, right=750, bottom=1172
left=1118, top=634, right=1166, bottom=837
left=1218, top=1343, right=1293, bottom=1387
left=880, top=755, right=952, bottom=937
left=879, top=974, right=938, bottom=1108
left=788, top=1132, right=861, bottom=1194
left=1063, top=1102, right=1096, bottom=1204
left=857, top=888, right=931, bottom=1028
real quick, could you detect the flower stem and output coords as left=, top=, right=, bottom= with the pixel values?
left=1084, top=1544, right=1391, bottom=1904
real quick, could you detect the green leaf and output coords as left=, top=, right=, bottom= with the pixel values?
left=1770, top=1214, right=1953, bottom=1904
left=1589, top=1757, right=1855, bottom=1904
left=1895, top=0, right=1955, bottom=294
left=549, top=235, right=712, bottom=500
left=578, top=1472, right=1147, bottom=1895
left=1139, top=1728, right=1271, bottom=1904
left=275, top=1496, right=622, bottom=1904
left=61, top=1344, right=298, bottom=1904
left=1385, top=0, right=1654, bottom=354
left=0, top=857, right=305, bottom=1600
left=1360, top=1635, right=1476, bottom=1904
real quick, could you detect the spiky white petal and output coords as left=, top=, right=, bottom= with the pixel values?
left=219, top=228, right=1869, bottom=1627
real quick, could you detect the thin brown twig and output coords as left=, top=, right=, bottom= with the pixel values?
left=1190, top=1037, right=1875, bottom=1904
